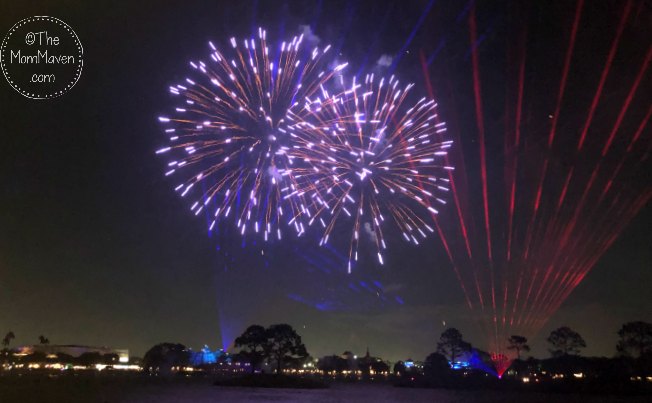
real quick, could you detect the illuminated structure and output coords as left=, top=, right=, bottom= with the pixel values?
left=189, top=345, right=228, bottom=366
left=14, top=344, right=129, bottom=363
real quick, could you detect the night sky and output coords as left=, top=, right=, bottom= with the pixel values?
left=1, top=0, right=650, bottom=362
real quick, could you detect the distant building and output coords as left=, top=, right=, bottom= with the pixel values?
left=394, top=357, right=424, bottom=376
left=14, top=345, right=129, bottom=363
left=357, top=347, right=390, bottom=375
left=189, top=345, right=227, bottom=366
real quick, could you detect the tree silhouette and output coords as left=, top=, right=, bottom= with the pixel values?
left=393, top=360, right=406, bottom=375
left=234, top=324, right=268, bottom=372
left=142, top=343, right=190, bottom=375
left=616, top=321, right=652, bottom=358
left=77, top=352, right=103, bottom=367
left=507, top=335, right=530, bottom=359
left=2, top=331, right=15, bottom=361
left=424, top=352, right=449, bottom=378
left=2, top=332, right=15, bottom=349
left=53, top=353, right=75, bottom=364
left=547, top=326, right=586, bottom=357
left=265, top=324, right=308, bottom=373
left=317, top=355, right=349, bottom=373
left=38, top=335, right=50, bottom=345
left=436, top=328, right=471, bottom=365
left=98, top=353, right=118, bottom=364
left=23, top=351, right=47, bottom=363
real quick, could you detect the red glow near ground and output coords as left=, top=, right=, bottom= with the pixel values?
left=491, top=353, right=512, bottom=379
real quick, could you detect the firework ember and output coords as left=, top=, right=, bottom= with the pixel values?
left=282, top=73, right=453, bottom=272
left=156, top=27, right=348, bottom=242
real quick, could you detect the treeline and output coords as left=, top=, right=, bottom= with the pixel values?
left=2, top=333, right=50, bottom=349
left=138, top=320, right=651, bottom=380
left=142, top=324, right=308, bottom=375
left=428, top=321, right=652, bottom=363
left=6, top=319, right=649, bottom=385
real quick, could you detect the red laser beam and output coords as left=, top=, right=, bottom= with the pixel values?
left=577, top=0, right=632, bottom=151
left=602, top=45, right=652, bottom=157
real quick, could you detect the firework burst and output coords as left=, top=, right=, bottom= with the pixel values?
left=282, top=73, right=453, bottom=272
left=156, top=28, right=348, bottom=241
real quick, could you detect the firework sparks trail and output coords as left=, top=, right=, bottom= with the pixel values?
left=282, top=73, right=453, bottom=272
left=156, top=28, right=348, bottom=241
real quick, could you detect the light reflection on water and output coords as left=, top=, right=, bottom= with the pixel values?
left=1, top=379, right=646, bottom=403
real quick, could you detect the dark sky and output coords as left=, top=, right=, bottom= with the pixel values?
left=1, top=0, right=650, bottom=362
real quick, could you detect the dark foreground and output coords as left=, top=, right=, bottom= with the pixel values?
left=1, top=376, right=650, bottom=403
